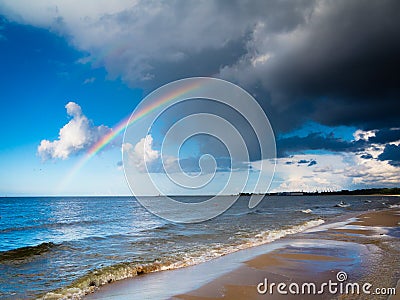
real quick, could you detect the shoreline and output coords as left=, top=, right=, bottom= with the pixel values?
left=174, top=208, right=400, bottom=300
left=84, top=208, right=400, bottom=300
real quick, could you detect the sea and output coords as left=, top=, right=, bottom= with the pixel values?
left=0, top=195, right=399, bottom=299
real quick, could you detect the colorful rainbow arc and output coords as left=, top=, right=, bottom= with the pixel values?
left=57, top=79, right=204, bottom=193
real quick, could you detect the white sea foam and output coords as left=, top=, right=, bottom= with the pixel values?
left=304, top=218, right=358, bottom=233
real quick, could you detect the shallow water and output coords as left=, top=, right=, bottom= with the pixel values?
left=0, top=195, right=398, bottom=298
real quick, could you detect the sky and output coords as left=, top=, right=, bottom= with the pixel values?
left=0, top=0, right=399, bottom=196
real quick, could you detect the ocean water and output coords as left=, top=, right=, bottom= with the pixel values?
left=0, top=195, right=398, bottom=299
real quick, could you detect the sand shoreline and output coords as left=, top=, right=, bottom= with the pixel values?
left=86, top=208, right=400, bottom=299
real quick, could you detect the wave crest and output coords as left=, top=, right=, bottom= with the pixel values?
left=0, top=242, right=56, bottom=263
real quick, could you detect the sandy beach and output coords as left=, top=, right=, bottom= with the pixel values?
left=87, top=208, right=400, bottom=300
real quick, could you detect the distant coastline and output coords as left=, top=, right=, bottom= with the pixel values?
left=240, top=187, right=400, bottom=196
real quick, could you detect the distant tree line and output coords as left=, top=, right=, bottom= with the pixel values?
left=305, top=187, right=400, bottom=195
left=241, top=187, right=400, bottom=196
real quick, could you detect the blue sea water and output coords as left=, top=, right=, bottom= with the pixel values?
left=0, top=195, right=398, bottom=299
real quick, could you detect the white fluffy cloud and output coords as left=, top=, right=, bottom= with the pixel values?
left=345, top=155, right=400, bottom=186
left=353, top=129, right=377, bottom=141
left=38, top=102, right=112, bottom=160
left=122, top=135, right=159, bottom=172
left=253, top=154, right=349, bottom=193
left=122, top=134, right=400, bottom=192
left=253, top=150, right=400, bottom=193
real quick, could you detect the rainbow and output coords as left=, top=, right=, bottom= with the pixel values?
left=57, top=79, right=204, bottom=192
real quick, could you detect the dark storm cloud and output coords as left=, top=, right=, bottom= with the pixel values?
left=99, top=0, right=318, bottom=92
left=369, top=128, right=400, bottom=144
left=378, top=144, right=400, bottom=166
left=277, top=132, right=365, bottom=157
left=298, top=160, right=309, bottom=164
left=296, top=159, right=317, bottom=166
left=220, top=0, right=400, bottom=132
left=307, top=160, right=317, bottom=167
left=360, top=154, right=373, bottom=160
left=277, top=127, right=400, bottom=158
left=139, top=38, right=249, bottom=90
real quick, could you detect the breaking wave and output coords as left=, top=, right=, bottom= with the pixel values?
left=0, top=242, right=57, bottom=263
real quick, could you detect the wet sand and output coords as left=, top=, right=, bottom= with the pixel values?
left=172, top=242, right=370, bottom=300
left=87, top=209, right=400, bottom=299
